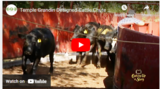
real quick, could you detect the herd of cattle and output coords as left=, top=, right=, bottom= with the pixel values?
left=18, top=22, right=118, bottom=75
left=71, top=22, right=117, bottom=68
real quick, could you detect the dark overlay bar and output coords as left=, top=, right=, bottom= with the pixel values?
left=3, top=75, right=51, bottom=88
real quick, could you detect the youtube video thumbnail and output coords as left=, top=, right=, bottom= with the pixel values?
left=2, top=1, right=159, bottom=89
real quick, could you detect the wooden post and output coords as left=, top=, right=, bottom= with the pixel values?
left=70, top=1, right=73, bottom=9
left=98, top=1, right=101, bottom=9
left=57, top=1, right=60, bottom=8
left=30, top=1, right=34, bottom=8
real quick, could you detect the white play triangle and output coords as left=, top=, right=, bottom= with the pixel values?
left=79, top=42, right=84, bottom=48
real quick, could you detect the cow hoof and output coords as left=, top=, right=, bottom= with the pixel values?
left=76, top=63, right=81, bottom=66
left=96, top=66, right=101, bottom=69
left=81, top=61, right=86, bottom=65
left=81, top=64, right=85, bottom=68
left=48, top=71, right=53, bottom=75
left=49, top=70, right=53, bottom=73
left=81, top=61, right=86, bottom=67
left=48, top=72, right=53, bottom=75
left=96, top=64, right=101, bottom=69
left=29, top=70, right=36, bottom=75
left=97, top=62, right=101, bottom=69
left=49, top=67, right=54, bottom=74
left=76, top=60, right=81, bottom=65
left=81, top=64, right=86, bottom=68
left=49, top=69, right=53, bottom=74
left=49, top=71, right=53, bottom=74
left=75, top=64, right=81, bottom=68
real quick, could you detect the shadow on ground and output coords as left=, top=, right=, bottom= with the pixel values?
left=3, top=54, right=115, bottom=89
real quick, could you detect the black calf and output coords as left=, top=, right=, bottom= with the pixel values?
left=18, top=28, right=55, bottom=75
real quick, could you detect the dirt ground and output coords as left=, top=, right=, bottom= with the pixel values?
left=3, top=55, right=115, bottom=89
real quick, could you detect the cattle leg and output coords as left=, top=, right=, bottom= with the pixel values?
left=91, top=46, right=96, bottom=64
left=97, top=42, right=102, bottom=68
left=110, top=39, right=117, bottom=53
left=22, top=55, right=27, bottom=75
left=30, top=58, right=40, bottom=75
left=109, top=52, right=116, bottom=68
left=81, top=51, right=90, bottom=67
left=81, top=44, right=95, bottom=67
left=49, top=52, right=54, bottom=74
left=91, top=51, right=95, bottom=64
left=77, top=52, right=82, bottom=65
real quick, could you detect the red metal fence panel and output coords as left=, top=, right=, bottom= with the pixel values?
left=113, top=27, right=159, bottom=89
left=3, top=9, right=159, bottom=59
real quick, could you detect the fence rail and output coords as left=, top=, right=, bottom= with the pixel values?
left=2, top=10, right=159, bottom=59
left=3, top=14, right=159, bottom=45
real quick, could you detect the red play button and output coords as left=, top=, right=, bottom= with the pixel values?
left=79, top=42, right=84, bottom=48
left=71, top=38, right=90, bottom=52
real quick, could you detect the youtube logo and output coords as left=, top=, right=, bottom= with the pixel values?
left=71, top=38, right=90, bottom=52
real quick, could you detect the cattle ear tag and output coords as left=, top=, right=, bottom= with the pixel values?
left=37, top=39, right=42, bottom=43
left=84, top=29, right=88, bottom=34
left=98, top=28, right=103, bottom=34
left=101, top=29, right=110, bottom=34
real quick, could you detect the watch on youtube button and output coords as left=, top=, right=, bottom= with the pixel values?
left=71, top=38, right=90, bottom=52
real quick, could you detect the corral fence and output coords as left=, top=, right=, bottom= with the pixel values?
left=2, top=1, right=159, bottom=67
left=3, top=9, right=159, bottom=59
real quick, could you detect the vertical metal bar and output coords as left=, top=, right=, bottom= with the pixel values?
left=57, top=1, right=60, bottom=8
left=98, top=1, right=101, bottom=9
left=70, top=1, right=73, bottom=9
left=30, top=1, right=34, bottom=8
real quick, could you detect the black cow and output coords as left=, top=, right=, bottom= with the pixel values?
left=94, top=25, right=116, bottom=68
left=97, top=25, right=117, bottom=67
left=71, top=25, right=86, bottom=65
left=18, top=28, right=55, bottom=75
left=71, top=22, right=100, bottom=67
left=80, top=22, right=100, bottom=67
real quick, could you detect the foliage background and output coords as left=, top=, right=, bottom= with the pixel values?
left=3, top=1, right=159, bottom=14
